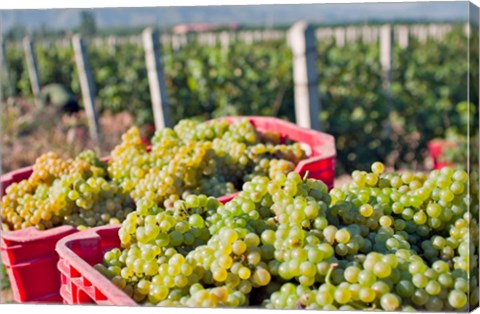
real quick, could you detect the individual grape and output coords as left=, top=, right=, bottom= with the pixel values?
left=409, top=261, right=427, bottom=275
left=315, top=290, right=334, bottom=306
left=448, top=290, right=468, bottom=309
left=425, top=280, right=442, bottom=296
left=371, top=162, right=385, bottom=175
left=358, top=287, right=375, bottom=303
left=395, top=280, right=415, bottom=298
left=373, top=262, right=392, bottom=278
left=372, top=280, right=391, bottom=296
left=238, top=267, right=251, bottom=280
left=343, top=266, right=361, bottom=283
left=335, top=229, right=351, bottom=244
left=323, top=225, right=338, bottom=244
left=252, top=268, right=271, bottom=286
left=380, top=293, right=401, bottom=311
left=437, top=273, right=454, bottom=288
left=359, top=204, right=374, bottom=217
left=334, top=287, right=352, bottom=304
left=425, top=296, right=444, bottom=311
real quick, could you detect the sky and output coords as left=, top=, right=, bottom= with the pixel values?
left=0, top=1, right=470, bottom=32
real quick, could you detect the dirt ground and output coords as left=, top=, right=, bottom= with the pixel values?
left=0, top=288, right=13, bottom=304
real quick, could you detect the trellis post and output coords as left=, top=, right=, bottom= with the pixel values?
left=72, top=34, right=101, bottom=142
left=23, top=37, right=42, bottom=108
left=142, top=27, right=171, bottom=130
left=288, top=21, right=321, bottom=131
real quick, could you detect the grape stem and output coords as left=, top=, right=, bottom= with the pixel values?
left=350, top=301, right=370, bottom=310
left=325, top=262, right=338, bottom=286
left=179, top=202, right=189, bottom=216
left=303, top=171, right=310, bottom=182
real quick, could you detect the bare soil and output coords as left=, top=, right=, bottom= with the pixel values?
left=0, top=288, right=13, bottom=304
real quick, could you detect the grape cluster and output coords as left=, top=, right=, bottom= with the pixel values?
left=1, top=150, right=134, bottom=231
left=107, top=118, right=307, bottom=208
left=302, top=163, right=478, bottom=311
left=96, top=163, right=478, bottom=311
left=1, top=118, right=307, bottom=232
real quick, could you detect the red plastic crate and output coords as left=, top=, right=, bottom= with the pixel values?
left=427, top=139, right=457, bottom=170
left=1, top=166, right=33, bottom=196
left=56, top=225, right=135, bottom=305
left=0, top=165, right=77, bottom=303
left=1, top=226, right=77, bottom=302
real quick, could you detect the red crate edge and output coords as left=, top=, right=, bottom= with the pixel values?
left=56, top=225, right=137, bottom=306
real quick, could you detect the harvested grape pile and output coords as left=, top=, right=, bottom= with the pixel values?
left=1, top=150, right=134, bottom=231
left=1, top=118, right=308, bottom=232
left=108, top=118, right=307, bottom=208
left=95, top=163, right=478, bottom=311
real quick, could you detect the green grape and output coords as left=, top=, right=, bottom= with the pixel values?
left=371, top=162, right=385, bottom=175
left=334, top=287, right=352, bottom=304
left=448, top=290, right=468, bottom=309
left=380, top=293, right=401, bottom=311
left=395, top=280, right=415, bottom=298
left=373, top=262, right=392, bottom=279
left=335, top=229, right=351, bottom=244
left=425, top=280, right=442, bottom=296
left=411, top=288, right=429, bottom=306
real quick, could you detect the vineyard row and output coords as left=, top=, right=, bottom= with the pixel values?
left=3, top=23, right=467, bottom=51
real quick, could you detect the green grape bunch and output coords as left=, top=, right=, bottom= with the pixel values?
left=108, top=118, right=308, bottom=210
left=1, top=150, right=134, bottom=231
left=95, top=162, right=477, bottom=311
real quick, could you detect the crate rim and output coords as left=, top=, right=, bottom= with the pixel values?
left=55, top=224, right=137, bottom=306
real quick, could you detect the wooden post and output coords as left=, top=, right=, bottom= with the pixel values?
left=361, top=26, right=368, bottom=43
left=346, top=26, right=355, bottom=43
left=142, top=27, right=171, bottom=130
left=397, top=25, right=409, bottom=49
left=23, top=37, right=42, bottom=108
left=380, top=25, right=393, bottom=89
left=245, top=32, right=253, bottom=44
left=335, top=27, right=346, bottom=47
left=220, top=31, right=229, bottom=51
left=288, top=21, right=321, bottom=131
left=256, top=31, right=262, bottom=42
left=211, top=33, right=217, bottom=47
left=204, top=33, right=209, bottom=46
left=442, top=24, right=453, bottom=40
left=72, top=34, right=100, bottom=142
left=428, top=24, right=436, bottom=41
left=171, top=35, right=180, bottom=51
left=418, top=25, right=428, bottom=43
left=464, top=22, right=471, bottom=38
left=107, top=35, right=118, bottom=54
